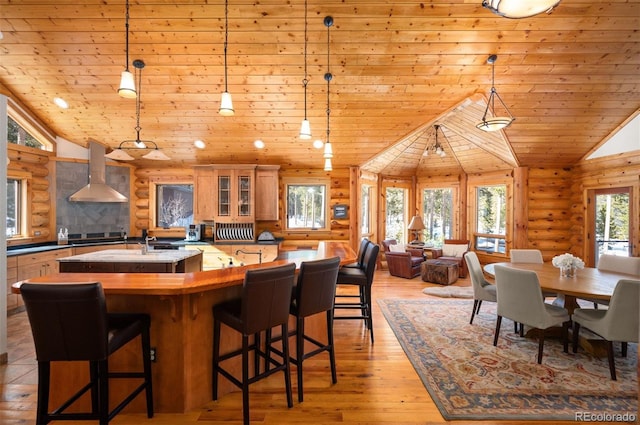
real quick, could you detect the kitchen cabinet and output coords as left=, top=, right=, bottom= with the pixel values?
left=6, top=256, right=19, bottom=312
left=214, top=166, right=256, bottom=223
left=16, top=248, right=73, bottom=281
left=255, top=165, right=280, bottom=221
left=193, top=167, right=216, bottom=222
left=58, top=249, right=203, bottom=273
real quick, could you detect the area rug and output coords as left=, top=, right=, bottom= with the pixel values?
left=378, top=298, right=638, bottom=421
left=422, top=285, right=473, bottom=298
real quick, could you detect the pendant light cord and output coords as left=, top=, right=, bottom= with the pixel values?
left=302, top=0, right=308, bottom=119
left=223, top=0, right=229, bottom=92
left=124, top=0, right=130, bottom=71
left=325, top=17, right=333, bottom=144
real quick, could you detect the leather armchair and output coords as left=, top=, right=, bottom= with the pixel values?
left=382, top=239, right=424, bottom=279
left=432, top=239, right=470, bottom=278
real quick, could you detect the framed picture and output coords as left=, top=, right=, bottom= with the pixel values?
left=333, top=204, right=348, bottom=219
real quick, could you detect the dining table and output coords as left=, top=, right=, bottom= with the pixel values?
left=483, top=261, right=638, bottom=315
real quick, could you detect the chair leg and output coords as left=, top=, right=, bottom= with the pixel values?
left=572, top=322, right=581, bottom=353
left=326, top=309, right=337, bottom=385
left=212, top=319, right=221, bottom=400
left=36, top=361, right=50, bottom=425
left=281, top=323, right=294, bottom=408
left=607, top=340, right=617, bottom=380
left=622, top=341, right=628, bottom=357
left=89, top=361, right=100, bottom=414
left=98, top=359, right=109, bottom=425
left=364, top=285, right=374, bottom=344
left=296, top=316, right=305, bottom=402
left=562, top=322, right=569, bottom=353
left=537, top=331, right=545, bottom=364
left=242, top=334, right=250, bottom=425
left=493, top=316, right=502, bottom=346
left=141, top=324, right=154, bottom=418
left=470, top=300, right=480, bottom=324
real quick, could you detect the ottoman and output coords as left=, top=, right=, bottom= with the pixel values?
left=421, top=259, right=459, bottom=285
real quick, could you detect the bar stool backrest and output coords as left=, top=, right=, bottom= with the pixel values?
left=242, top=263, right=297, bottom=335
left=295, top=257, right=341, bottom=317
left=362, top=243, right=380, bottom=284
left=20, top=282, right=108, bottom=362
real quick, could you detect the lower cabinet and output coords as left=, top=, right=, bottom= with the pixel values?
left=60, top=262, right=176, bottom=273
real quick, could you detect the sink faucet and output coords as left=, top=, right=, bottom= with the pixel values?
left=235, top=249, right=263, bottom=264
left=140, top=236, right=156, bottom=255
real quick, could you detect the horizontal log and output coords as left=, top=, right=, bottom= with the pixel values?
left=528, top=189, right=572, bottom=200
left=31, top=203, right=49, bottom=215
left=527, top=220, right=572, bottom=231
left=528, top=229, right=571, bottom=240
left=31, top=190, right=49, bottom=203
left=31, top=215, right=49, bottom=227
left=135, top=198, right=149, bottom=209
left=31, top=177, right=49, bottom=191
left=135, top=219, right=150, bottom=230
left=528, top=198, right=573, bottom=210
left=135, top=189, right=150, bottom=199
left=8, top=149, right=49, bottom=165
left=31, top=227, right=51, bottom=238
left=528, top=168, right=573, bottom=179
left=528, top=239, right=573, bottom=251
left=135, top=209, right=149, bottom=219
left=528, top=209, right=571, bottom=220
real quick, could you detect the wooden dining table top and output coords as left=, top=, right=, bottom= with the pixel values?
left=483, top=262, right=638, bottom=302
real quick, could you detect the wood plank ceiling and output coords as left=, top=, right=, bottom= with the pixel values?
left=1, top=1, right=639, bottom=176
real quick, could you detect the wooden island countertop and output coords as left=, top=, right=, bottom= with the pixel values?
left=11, top=241, right=357, bottom=414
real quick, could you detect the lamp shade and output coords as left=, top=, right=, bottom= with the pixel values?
left=323, top=158, right=332, bottom=171
left=299, top=119, right=312, bottom=139
left=219, top=91, right=235, bottom=116
left=118, top=70, right=136, bottom=98
left=476, top=117, right=513, bottom=132
left=105, top=149, right=135, bottom=161
left=408, top=215, right=426, bottom=231
left=482, top=0, right=561, bottom=18
left=142, top=149, right=171, bottom=160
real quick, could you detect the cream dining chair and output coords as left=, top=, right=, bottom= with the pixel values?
left=589, top=255, right=640, bottom=308
left=509, top=249, right=543, bottom=264
left=572, top=279, right=640, bottom=380
left=464, top=252, right=497, bottom=325
left=493, top=265, right=570, bottom=364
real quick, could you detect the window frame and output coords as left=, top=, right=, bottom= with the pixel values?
left=6, top=170, right=31, bottom=240
left=418, top=185, right=456, bottom=247
left=469, top=179, right=512, bottom=256
left=7, top=99, right=55, bottom=151
left=383, top=182, right=411, bottom=242
left=148, top=178, right=194, bottom=236
left=283, top=177, right=331, bottom=232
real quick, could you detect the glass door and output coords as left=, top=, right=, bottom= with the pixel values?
left=594, top=187, right=631, bottom=266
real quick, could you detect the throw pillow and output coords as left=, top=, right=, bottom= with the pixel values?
left=442, top=244, right=467, bottom=257
left=389, top=243, right=406, bottom=253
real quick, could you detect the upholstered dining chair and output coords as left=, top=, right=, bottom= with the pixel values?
left=588, top=255, right=640, bottom=308
left=20, top=282, right=154, bottom=425
left=464, top=251, right=497, bottom=325
left=572, top=279, right=640, bottom=380
left=509, top=249, right=544, bottom=264
left=493, top=265, right=570, bottom=364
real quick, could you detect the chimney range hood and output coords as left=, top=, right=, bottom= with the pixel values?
left=69, top=142, right=128, bottom=203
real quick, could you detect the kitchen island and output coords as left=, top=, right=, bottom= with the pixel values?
left=12, top=241, right=356, bottom=414
left=58, top=248, right=203, bottom=273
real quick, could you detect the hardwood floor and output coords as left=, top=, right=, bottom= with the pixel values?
left=0, top=270, right=585, bottom=424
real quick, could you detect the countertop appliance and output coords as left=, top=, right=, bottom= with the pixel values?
left=186, top=224, right=206, bottom=241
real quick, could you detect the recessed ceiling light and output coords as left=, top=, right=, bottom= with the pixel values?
left=313, top=140, right=324, bottom=149
left=194, top=140, right=206, bottom=149
left=254, top=140, right=265, bottom=149
left=53, top=97, right=68, bottom=109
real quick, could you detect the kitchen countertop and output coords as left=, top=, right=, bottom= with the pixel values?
left=57, top=249, right=201, bottom=264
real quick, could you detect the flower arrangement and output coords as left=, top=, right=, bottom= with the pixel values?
left=552, top=253, right=585, bottom=269
left=552, top=253, right=584, bottom=277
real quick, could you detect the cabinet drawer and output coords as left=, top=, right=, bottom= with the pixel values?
left=17, top=248, right=73, bottom=266
left=59, top=262, right=116, bottom=273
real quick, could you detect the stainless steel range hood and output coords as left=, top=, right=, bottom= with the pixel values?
left=69, top=142, right=128, bottom=203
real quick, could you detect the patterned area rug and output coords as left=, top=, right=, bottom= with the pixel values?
left=378, top=298, right=638, bottom=421
left=422, top=285, right=473, bottom=298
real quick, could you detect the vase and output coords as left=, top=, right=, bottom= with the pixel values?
left=560, top=265, right=575, bottom=278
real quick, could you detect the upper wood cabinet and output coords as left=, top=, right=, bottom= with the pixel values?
left=193, top=167, right=216, bottom=222
left=255, top=165, right=280, bottom=221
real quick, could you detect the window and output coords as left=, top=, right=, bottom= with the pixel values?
left=6, top=178, right=21, bottom=237
left=475, top=185, right=507, bottom=253
left=594, top=188, right=631, bottom=261
left=385, top=187, right=408, bottom=241
left=421, top=188, right=453, bottom=246
left=154, top=184, right=194, bottom=228
left=285, top=181, right=329, bottom=231
left=7, top=116, right=45, bottom=149
left=361, top=184, right=372, bottom=235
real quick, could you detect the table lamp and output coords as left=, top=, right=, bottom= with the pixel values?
left=408, top=215, right=426, bottom=244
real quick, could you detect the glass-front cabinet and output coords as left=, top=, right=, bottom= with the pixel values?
left=213, top=166, right=256, bottom=223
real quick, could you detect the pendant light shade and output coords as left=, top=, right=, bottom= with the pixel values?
left=299, top=119, right=312, bottom=139
left=118, top=0, right=136, bottom=98
left=482, top=0, right=561, bottom=19
left=324, top=158, right=333, bottom=171
left=219, top=0, right=234, bottom=116
left=476, top=54, right=515, bottom=132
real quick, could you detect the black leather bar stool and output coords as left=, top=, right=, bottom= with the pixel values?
left=20, top=282, right=153, bottom=425
left=334, top=243, right=380, bottom=343
left=341, top=238, right=370, bottom=269
left=212, top=263, right=296, bottom=425
left=286, top=256, right=341, bottom=402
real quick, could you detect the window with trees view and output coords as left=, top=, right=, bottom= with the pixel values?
left=595, top=189, right=630, bottom=260
left=6, top=178, right=22, bottom=238
left=421, top=188, right=453, bottom=246
left=154, top=184, right=194, bottom=228
left=385, top=187, right=408, bottom=241
left=361, top=185, right=372, bottom=235
left=8, top=116, right=45, bottom=149
left=286, top=182, right=328, bottom=230
left=475, top=184, right=507, bottom=253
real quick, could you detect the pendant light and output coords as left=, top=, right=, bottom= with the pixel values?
left=323, top=16, right=333, bottom=171
left=423, top=124, right=448, bottom=158
left=482, top=0, right=561, bottom=19
left=476, top=54, right=515, bottom=132
left=299, top=0, right=312, bottom=139
left=118, top=0, right=136, bottom=99
left=107, top=60, right=171, bottom=161
left=219, top=0, right=234, bottom=116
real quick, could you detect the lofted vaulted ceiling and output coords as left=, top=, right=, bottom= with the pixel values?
left=1, top=1, right=639, bottom=176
